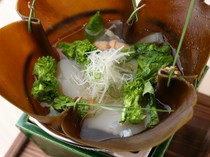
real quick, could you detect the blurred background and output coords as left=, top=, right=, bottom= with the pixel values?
left=0, top=0, right=209, bottom=156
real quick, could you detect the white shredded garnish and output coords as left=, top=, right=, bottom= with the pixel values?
left=72, top=46, right=134, bottom=103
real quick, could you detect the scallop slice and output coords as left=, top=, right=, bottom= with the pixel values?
left=80, top=109, right=147, bottom=141
left=57, top=59, right=84, bottom=99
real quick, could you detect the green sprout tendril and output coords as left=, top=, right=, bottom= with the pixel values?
left=28, top=0, right=37, bottom=32
left=167, top=0, right=196, bottom=86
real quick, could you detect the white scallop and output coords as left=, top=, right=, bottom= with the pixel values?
left=57, top=59, right=83, bottom=99
left=81, top=109, right=147, bottom=141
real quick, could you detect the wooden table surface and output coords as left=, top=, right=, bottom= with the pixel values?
left=164, top=93, right=210, bottom=157
left=5, top=93, right=210, bottom=157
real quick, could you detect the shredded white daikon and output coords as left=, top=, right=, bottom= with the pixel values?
left=72, top=46, right=134, bottom=103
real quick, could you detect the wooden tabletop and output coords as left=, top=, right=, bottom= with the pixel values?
left=164, top=93, right=210, bottom=157
left=5, top=93, right=210, bottom=157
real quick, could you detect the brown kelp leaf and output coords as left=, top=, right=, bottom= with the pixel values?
left=0, top=19, right=62, bottom=128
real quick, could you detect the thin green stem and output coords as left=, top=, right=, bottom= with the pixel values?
left=28, top=0, right=37, bottom=32
left=127, top=4, right=146, bottom=25
left=75, top=102, right=174, bottom=113
left=167, top=0, right=196, bottom=86
left=132, top=0, right=138, bottom=22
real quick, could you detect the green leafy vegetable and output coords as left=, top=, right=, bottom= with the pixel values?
left=32, top=56, right=58, bottom=103
left=85, top=11, right=104, bottom=42
left=59, top=39, right=97, bottom=66
left=143, top=81, right=154, bottom=95
left=146, top=94, right=159, bottom=127
left=120, top=43, right=173, bottom=125
left=33, top=56, right=57, bottom=78
left=120, top=79, right=146, bottom=124
left=147, top=105, right=159, bottom=127
left=121, top=80, right=159, bottom=126
left=52, top=96, right=90, bottom=118
left=31, top=74, right=59, bottom=103
left=75, top=99, right=90, bottom=118
left=135, top=43, right=173, bottom=82
left=143, top=81, right=159, bottom=127
left=52, top=95, right=74, bottom=112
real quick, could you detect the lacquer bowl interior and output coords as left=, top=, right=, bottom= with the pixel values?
left=0, top=0, right=209, bottom=152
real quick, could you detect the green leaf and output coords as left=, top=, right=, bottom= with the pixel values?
left=59, top=39, right=97, bottom=66
left=150, top=136, right=173, bottom=157
left=146, top=94, right=159, bottom=128
left=85, top=11, right=104, bottom=42
left=33, top=56, right=57, bottom=78
left=52, top=95, right=74, bottom=112
left=31, top=74, right=59, bottom=103
left=121, top=79, right=146, bottom=124
left=143, top=81, right=154, bottom=95
left=75, top=99, right=90, bottom=118
left=135, top=43, right=173, bottom=82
